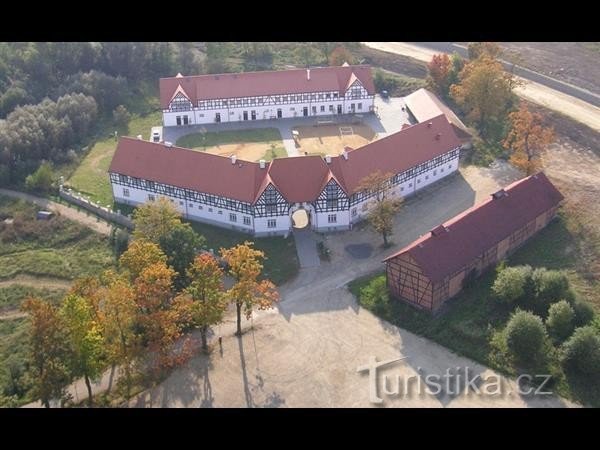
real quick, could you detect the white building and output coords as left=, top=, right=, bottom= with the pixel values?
left=160, top=64, right=376, bottom=127
left=109, top=114, right=461, bottom=236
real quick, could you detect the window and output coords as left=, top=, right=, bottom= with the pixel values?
left=425, top=175, right=429, bottom=180
left=409, top=183, right=413, bottom=188
left=312, top=106, right=317, bottom=114
left=333, top=93, right=338, bottom=98
left=189, top=203, right=194, bottom=208
left=358, top=103, right=362, bottom=110
left=362, top=203, right=368, bottom=211
left=328, top=214, right=337, bottom=223
left=267, top=219, right=276, bottom=228
left=320, top=105, right=325, bottom=112
left=199, top=205, right=203, bottom=210
left=218, top=210, right=223, bottom=215
left=417, top=179, right=421, bottom=184
left=179, top=201, right=184, bottom=206
left=448, top=164, right=451, bottom=169
left=243, top=216, right=251, bottom=226
left=400, top=186, right=404, bottom=192
left=329, top=105, right=334, bottom=112
left=283, top=96, right=288, bottom=102
left=229, top=213, right=237, bottom=222
left=433, top=170, right=437, bottom=176
left=441, top=167, right=444, bottom=173
left=326, top=184, right=338, bottom=209
left=123, top=188, right=130, bottom=198
left=326, top=93, right=331, bottom=99
left=148, top=194, right=155, bottom=201
left=290, top=107, right=295, bottom=111
left=264, top=188, right=278, bottom=215
left=208, top=208, right=213, bottom=212
left=170, top=96, right=191, bottom=112
left=351, top=208, right=357, bottom=217
left=176, top=116, right=181, bottom=126
left=145, top=180, right=154, bottom=190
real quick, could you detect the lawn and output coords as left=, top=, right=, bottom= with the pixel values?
left=187, top=220, right=299, bottom=286
left=176, top=128, right=287, bottom=162
left=348, top=213, right=600, bottom=406
left=67, top=110, right=162, bottom=207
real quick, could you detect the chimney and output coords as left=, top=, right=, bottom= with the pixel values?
left=492, top=189, right=507, bottom=199
left=137, top=134, right=143, bottom=140
left=325, top=154, right=332, bottom=164
left=259, top=159, right=266, bottom=169
left=342, top=150, right=349, bottom=160
left=231, top=155, right=237, bottom=165
left=164, top=141, right=173, bottom=148
left=427, top=122, right=433, bottom=128
left=307, top=68, right=310, bottom=81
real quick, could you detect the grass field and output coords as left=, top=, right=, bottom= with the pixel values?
left=176, top=128, right=287, bottom=162
left=348, top=213, right=600, bottom=406
left=67, top=111, right=162, bottom=207
left=293, top=123, right=377, bottom=156
left=188, top=220, right=299, bottom=286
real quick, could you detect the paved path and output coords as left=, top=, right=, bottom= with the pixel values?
left=292, top=229, right=321, bottom=268
left=363, top=42, right=600, bottom=133
left=127, top=163, right=577, bottom=408
left=0, top=189, right=112, bottom=236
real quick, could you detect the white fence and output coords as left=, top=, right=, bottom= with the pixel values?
left=59, top=186, right=134, bottom=229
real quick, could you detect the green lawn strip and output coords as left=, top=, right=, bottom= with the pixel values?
left=188, top=220, right=299, bottom=286
left=0, top=285, right=66, bottom=311
left=348, top=215, right=600, bottom=406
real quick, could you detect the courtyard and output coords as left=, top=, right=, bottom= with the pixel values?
left=127, top=162, right=575, bottom=408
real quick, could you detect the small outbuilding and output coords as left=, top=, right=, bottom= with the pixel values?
left=383, top=172, right=564, bottom=312
left=36, top=211, right=55, bottom=220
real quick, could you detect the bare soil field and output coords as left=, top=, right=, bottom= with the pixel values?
left=499, top=42, right=600, bottom=96
left=293, top=123, right=377, bottom=156
left=201, top=142, right=284, bottom=162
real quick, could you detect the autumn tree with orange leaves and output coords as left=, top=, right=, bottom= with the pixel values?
left=427, top=54, right=452, bottom=97
left=467, top=42, right=502, bottom=60
left=503, top=103, right=555, bottom=175
left=329, top=46, right=355, bottom=66
left=220, top=242, right=279, bottom=336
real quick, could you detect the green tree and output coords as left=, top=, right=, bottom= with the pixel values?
left=119, top=239, right=167, bottom=282
left=491, top=265, right=533, bottom=304
left=561, top=326, right=600, bottom=378
left=504, top=309, right=548, bottom=366
left=112, top=104, right=131, bottom=130
left=532, top=268, right=571, bottom=314
left=59, top=294, right=105, bottom=407
left=573, top=301, right=595, bottom=327
left=546, top=300, right=575, bottom=342
left=25, top=161, right=54, bottom=193
left=132, top=196, right=182, bottom=243
left=159, top=222, right=206, bottom=291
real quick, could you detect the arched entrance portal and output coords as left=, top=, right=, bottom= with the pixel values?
left=291, top=208, right=310, bottom=229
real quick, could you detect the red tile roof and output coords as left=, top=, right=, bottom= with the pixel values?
left=328, top=114, right=461, bottom=194
left=384, top=172, right=564, bottom=283
left=109, top=113, right=462, bottom=206
left=404, top=88, right=472, bottom=142
left=159, top=65, right=375, bottom=109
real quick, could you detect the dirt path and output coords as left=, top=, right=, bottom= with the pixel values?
left=0, top=188, right=112, bottom=236
left=0, top=274, right=73, bottom=290
left=362, top=42, right=600, bottom=132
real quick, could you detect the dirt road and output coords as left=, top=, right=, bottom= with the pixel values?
left=363, top=42, right=600, bottom=132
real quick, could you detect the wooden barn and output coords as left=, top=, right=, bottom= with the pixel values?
left=383, top=172, right=564, bottom=312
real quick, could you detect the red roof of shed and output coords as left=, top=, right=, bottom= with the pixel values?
left=383, top=172, right=564, bottom=283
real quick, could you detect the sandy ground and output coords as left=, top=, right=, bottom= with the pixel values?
left=362, top=42, right=600, bottom=133
left=293, top=123, right=377, bottom=156
left=197, top=142, right=279, bottom=162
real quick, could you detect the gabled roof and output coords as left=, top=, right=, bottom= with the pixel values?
left=266, top=156, right=331, bottom=203
left=159, top=65, right=375, bottom=108
left=170, top=84, right=191, bottom=103
left=404, top=88, right=472, bottom=142
left=384, top=173, right=564, bottom=283
left=328, top=114, right=461, bottom=194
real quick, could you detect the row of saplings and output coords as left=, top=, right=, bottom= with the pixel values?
left=21, top=198, right=279, bottom=408
left=490, top=263, right=600, bottom=384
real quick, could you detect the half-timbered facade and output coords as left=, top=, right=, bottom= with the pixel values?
left=160, top=64, right=376, bottom=127
left=109, top=114, right=462, bottom=236
left=384, top=173, right=564, bottom=312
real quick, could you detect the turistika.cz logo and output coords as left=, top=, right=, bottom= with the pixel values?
left=356, top=356, right=553, bottom=405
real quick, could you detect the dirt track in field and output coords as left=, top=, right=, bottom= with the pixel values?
left=293, top=123, right=377, bottom=156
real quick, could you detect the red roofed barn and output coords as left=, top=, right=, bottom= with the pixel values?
left=383, top=173, right=564, bottom=312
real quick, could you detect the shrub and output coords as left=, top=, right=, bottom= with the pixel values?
left=504, top=309, right=548, bottom=366
left=492, top=265, right=533, bottom=305
left=573, top=301, right=595, bottom=327
left=112, top=228, right=130, bottom=258
left=25, top=162, right=55, bottom=193
left=546, top=300, right=575, bottom=341
left=561, top=326, right=600, bottom=378
left=113, top=105, right=131, bottom=129
left=358, top=276, right=389, bottom=315
left=532, top=268, right=570, bottom=314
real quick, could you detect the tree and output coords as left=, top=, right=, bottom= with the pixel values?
left=159, top=222, right=205, bottom=291
left=504, top=309, right=548, bottom=366
left=503, top=103, right=556, bottom=175
left=112, top=105, right=131, bottom=130
left=329, top=46, right=355, bottom=66
left=450, top=55, right=518, bottom=139
left=546, top=300, right=576, bottom=342
left=59, top=294, right=105, bottom=407
left=294, top=43, right=322, bottom=67
left=561, top=326, right=600, bottom=377
left=132, top=196, right=181, bottom=243
left=467, top=42, right=502, bottom=60
left=181, top=253, right=228, bottom=352
left=531, top=268, right=570, bottom=314
left=21, top=297, right=71, bottom=407
left=97, top=270, right=139, bottom=398
left=447, top=52, right=464, bottom=89
left=426, top=54, right=452, bottom=97
left=119, top=239, right=167, bottom=282
left=220, top=242, right=279, bottom=336
left=25, top=161, right=54, bottom=193
left=356, top=171, right=402, bottom=247
left=573, top=301, right=595, bottom=327
left=492, top=265, right=533, bottom=304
